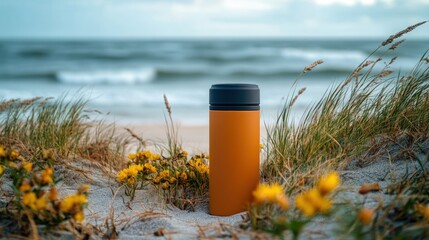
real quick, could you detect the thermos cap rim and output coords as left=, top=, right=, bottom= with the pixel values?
left=210, top=83, right=260, bottom=111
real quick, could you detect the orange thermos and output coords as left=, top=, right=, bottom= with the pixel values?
left=209, top=83, right=260, bottom=216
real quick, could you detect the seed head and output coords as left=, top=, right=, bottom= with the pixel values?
left=382, top=21, right=427, bottom=46
left=303, top=60, right=324, bottom=73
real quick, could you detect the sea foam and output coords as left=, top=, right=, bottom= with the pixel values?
left=282, top=48, right=367, bottom=61
left=56, top=68, right=156, bottom=84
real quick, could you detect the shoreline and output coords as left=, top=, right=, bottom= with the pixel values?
left=120, top=123, right=210, bottom=154
left=120, top=123, right=268, bottom=154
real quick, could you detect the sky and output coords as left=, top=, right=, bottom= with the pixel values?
left=0, top=0, right=428, bottom=39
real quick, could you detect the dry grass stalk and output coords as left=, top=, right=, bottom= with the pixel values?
left=124, top=127, right=146, bottom=147
left=388, top=56, right=398, bottom=65
left=0, top=98, right=19, bottom=112
left=262, top=22, right=429, bottom=193
left=163, top=94, right=172, bottom=115
left=382, top=21, right=427, bottom=46
left=389, top=39, right=405, bottom=50
left=18, top=97, right=42, bottom=107
left=352, top=60, right=375, bottom=78
left=289, top=88, right=306, bottom=108
left=377, top=70, right=394, bottom=78
left=303, top=60, right=324, bottom=73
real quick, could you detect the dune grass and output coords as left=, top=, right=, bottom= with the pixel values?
left=262, top=21, right=429, bottom=192
left=0, top=95, right=129, bottom=170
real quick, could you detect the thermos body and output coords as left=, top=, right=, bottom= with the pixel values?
left=209, top=84, right=260, bottom=216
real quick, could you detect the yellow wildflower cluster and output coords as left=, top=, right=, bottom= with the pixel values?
left=296, top=172, right=340, bottom=217
left=22, top=191, right=48, bottom=212
left=128, top=150, right=161, bottom=164
left=0, top=144, right=33, bottom=176
left=253, top=183, right=289, bottom=210
left=188, top=158, right=209, bottom=175
left=117, top=163, right=157, bottom=185
left=117, top=164, right=143, bottom=184
left=16, top=163, right=90, bottom=224
left=0, top=144, right=90, bottom=226
left=118, top=150, right=209, bottom=209
left=59, top=192, right=88, bottom=222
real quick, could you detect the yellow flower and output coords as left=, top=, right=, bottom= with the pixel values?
left=117, top=169, right=129, bottom=183
left=144, top=163, right=157, bottom=173
left=139, top=151, right=152, bottom=159
left=182, top=151, right=188, bottom=157
left=159, top=170, right=170, bottom=179
left=189, top=171, right=196, bottom=179
left=197, top=165, right=209, bottom=175
left=78, top=184, right=90, bottom=195
left=117, top=164, right=143, bottom=183
left=22, top=192, right=37, bottom=210
left=130, top=150, right=160, bottom=162
left=60, top=194, right=87, bottom=213
left=35, top=196, right=48, bottom=210
left=49, top=187, right=58, bottom=201
left=74, top=212, right=84, bottom=223
left=296, top=193, right=316, bottom=217
left=9, top=162, right=18, bottom=169
left=169, top=177, right=177, bottom=184
left=416, top=204, right=429, bottom=220
left=153, top=176, right=161, bottom=184
left=0, top=165, right=3, bottom=175
left=128, top=153, right=136, bottom=161
left=40, top=167, right=54, bottom=184
left=0, top=146, right=6, bottom=158
left=276, top=195, right=289, bottom=210
left=317, top=172, right=340, bottom=196
left=358, top=208, right=374, bottom=225
left=161, top=182, right=170, bottom=190
left=10, top=150, right=19, bottom=160
left=296, top=188, right=332, bottom=217
left=253, top=183, right=283, bottom=203
left=22, top=162, right=33, bottom=173
left=19, top=181, right=32, bottom=192
left=253, top=183, right=289, bottom=209
left=42, top=149, right=55, bottom=162
left=150, top=153, right=161, bottom=161
left=181, top=172, right=187, bottom=181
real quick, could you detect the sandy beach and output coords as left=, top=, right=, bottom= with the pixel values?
left=122, top=123, right=268, bottom=154
left=125, top=124, right=210, bottom=154
left=52, top=133, right=428, bottom=239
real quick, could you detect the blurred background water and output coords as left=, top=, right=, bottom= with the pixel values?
left=0, top=39, right=427, bottom=124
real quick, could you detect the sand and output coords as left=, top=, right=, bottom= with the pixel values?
left=123, top=124, right=210, bottom=154
left=1, top=126, right=428, bottom=239
left=118, top=123, right=268, bottom=154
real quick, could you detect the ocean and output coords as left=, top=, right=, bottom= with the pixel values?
left=0, top=39, right=427, bottom=124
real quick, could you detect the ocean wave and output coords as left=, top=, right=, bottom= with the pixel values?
left=56, top=68, right=156, bottom=84
left=282, top=48, right=367, bottom=61
left=0, top=72, right=57, bottom=80
left=0, top=66, right=353, bottom=84
left=228, top=68, right=351, bottom=78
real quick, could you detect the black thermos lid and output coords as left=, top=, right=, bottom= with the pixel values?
left=209, top=83, right=260, bottom=110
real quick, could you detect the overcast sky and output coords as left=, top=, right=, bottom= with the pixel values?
left=0, top=0, right=428, bottom=39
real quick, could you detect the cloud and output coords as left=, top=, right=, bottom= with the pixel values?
left=314, top=0, right=379, bottom=6
left=0, top=0, right=428, bottom=38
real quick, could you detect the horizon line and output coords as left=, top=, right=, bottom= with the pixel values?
left=1, top=36, right=429, bottom=41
